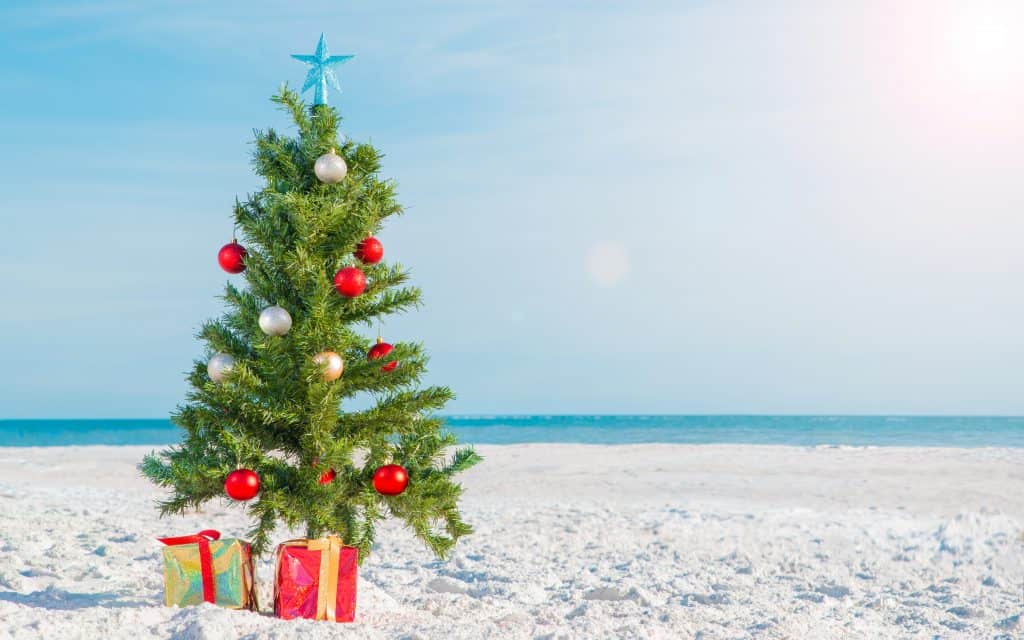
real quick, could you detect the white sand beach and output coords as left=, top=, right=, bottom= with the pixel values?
left=0, top=444, right=1021, bottom=639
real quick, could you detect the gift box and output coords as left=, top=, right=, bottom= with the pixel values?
left=275, top=535, right=358, bottom=622
left=158, top=529, right=257, bottom=610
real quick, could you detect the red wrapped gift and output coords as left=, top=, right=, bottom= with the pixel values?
left=274, top=535, right=357, bottom=622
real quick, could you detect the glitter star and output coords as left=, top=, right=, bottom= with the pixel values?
left=291, top=34, right=354, bottom=106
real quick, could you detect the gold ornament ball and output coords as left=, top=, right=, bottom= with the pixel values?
left=313, top=350, right=345, bottom=381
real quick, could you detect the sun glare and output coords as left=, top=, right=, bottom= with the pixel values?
left=586, top=242, right=630, bottom=287
left=899, top=1, right=1024, bottom=141
left=950, top=3, right=1023, bottom=82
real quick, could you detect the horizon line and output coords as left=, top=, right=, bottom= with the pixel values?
left=2, top=414, right=1024, bottom=422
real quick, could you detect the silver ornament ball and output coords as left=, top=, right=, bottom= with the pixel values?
left=314, top=149, right=348, bottom=184
left=207, top=353, right=235, bottom=383
left=259, top=305, right=292, bottom=336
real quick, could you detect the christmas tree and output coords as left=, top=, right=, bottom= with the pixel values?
left=141, top=44, right=480, bottom=559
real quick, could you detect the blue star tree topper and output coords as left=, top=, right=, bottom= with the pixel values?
left=291, top=34, right=354, bottom=106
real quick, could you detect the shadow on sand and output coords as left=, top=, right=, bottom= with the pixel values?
left=0, top=586, right=151, bottom=610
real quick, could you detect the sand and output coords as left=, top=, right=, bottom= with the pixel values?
left=0, top=444, right=1021, bottom=639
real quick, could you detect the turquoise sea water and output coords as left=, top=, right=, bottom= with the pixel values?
left=0, top=416, right=1022, bottom=447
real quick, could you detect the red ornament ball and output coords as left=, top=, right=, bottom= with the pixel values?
left=318, top=468, right=336, bottom=485
left=373, top=464, right=408, bottom=495
left=333, top=266, right=367, bottom=297
left=368, top=338, right=398, bottom=372
left=218, top=242, right=247, bottom=274
left=224, top=468, right=260, bottom=501
left=354, top=237, right=384, bottom=264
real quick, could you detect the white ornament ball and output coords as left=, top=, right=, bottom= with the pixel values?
left=259, top=305, right=292, bottom=336
left=314, top=149, right=348, bottom=184
left=207, top=353, right=235, bottom=383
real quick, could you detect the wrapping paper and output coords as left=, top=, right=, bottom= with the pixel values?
left=159, top=530, right=257, bottom=610
left=275, top=535, right=358, bottom=622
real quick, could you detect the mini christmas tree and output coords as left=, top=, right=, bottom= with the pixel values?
left=141, top=49, right=480, bottom=559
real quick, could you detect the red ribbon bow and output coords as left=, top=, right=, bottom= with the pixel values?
left=158, top=529, right=221, bottom=604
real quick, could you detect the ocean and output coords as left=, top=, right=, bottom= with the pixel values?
left=0, top=415, right=1022, bottom=447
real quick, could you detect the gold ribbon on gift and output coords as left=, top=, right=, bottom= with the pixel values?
left=281, top=535, right=343, bottom=621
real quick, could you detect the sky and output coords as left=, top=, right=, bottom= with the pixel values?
left=1, top=0, right=1023, bottom=418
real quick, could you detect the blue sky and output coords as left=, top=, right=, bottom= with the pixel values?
left=2, top=1, right=1023, bottom=417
